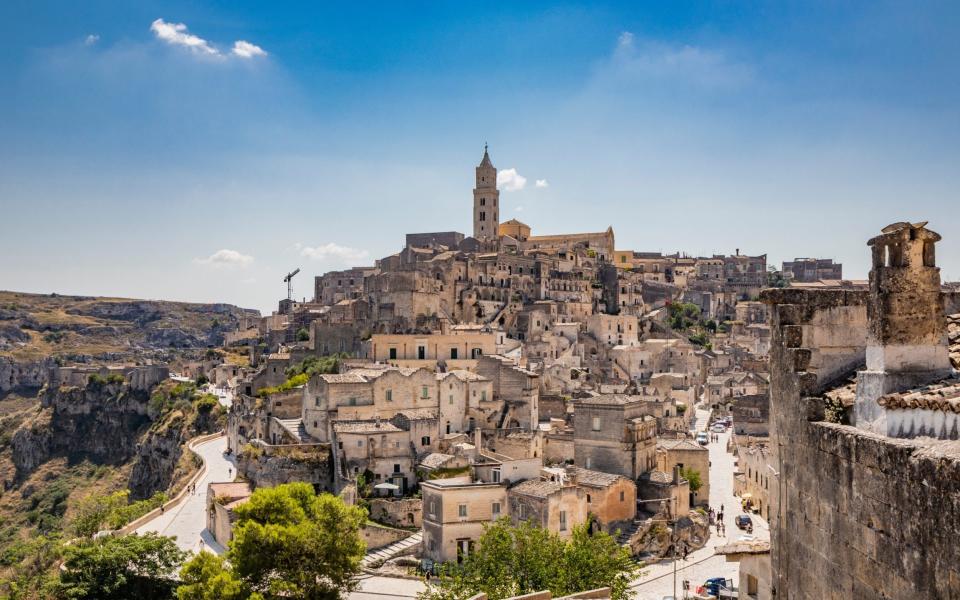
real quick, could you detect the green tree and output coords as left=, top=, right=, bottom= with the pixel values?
left=177, top=482, right=366, bottom=600
left=56, top=533, right=186, bottom=600
left=680, top=467, right=702, bottom=493
left=177, top=552, right=255, bottom=600
left=296, top=328, right=310, bottom=342
left=420, top=519, right=638, bottom=600
left=70, top=491, right=128, bottom=538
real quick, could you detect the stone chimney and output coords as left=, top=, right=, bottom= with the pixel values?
left=854, top=221, right=953, bottom=432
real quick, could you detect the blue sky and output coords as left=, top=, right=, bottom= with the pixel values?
left=2, top=2, right=959, bottom=313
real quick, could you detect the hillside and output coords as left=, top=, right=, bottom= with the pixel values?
left=0, top=290, right=259, bottom=365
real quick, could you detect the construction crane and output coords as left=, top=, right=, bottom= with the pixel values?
left=283, top=268, right=301, bottom=304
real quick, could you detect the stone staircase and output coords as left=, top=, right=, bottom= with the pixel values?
left=361, top=530, right=423, bottom=568
left=616, top=519, right=643, bottom=546
left=274, top=418, right=307, bottom=443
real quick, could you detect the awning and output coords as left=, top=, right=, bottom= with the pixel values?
left=374, top=482, right=400, bottom=490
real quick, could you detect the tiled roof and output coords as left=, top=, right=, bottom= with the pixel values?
left=333, top=420, right=403, bottom=434
left=509, top=478, right=562, bottom=498
left=566, top=467, right=625, bottom=488
left=575, top=394, right=643, bottom=406
left=646, top=470, right=673, bottom=484
left=878, top=378, right=960, bottom=412
left=420, top=453, right=454, bottom=469
left=395, top=408, right=439, bottom=421
left=657, top=438, right=706, bottom=451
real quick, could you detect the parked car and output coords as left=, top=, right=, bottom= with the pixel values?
left=710, top=423, right=725, bottom=433
left=698, top=577, right=736, bottom=598
left=735, top=514, right=753, bottom=532
left=696, top=432, right=709, bottom=445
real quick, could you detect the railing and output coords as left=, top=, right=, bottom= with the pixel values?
left=117, top=431, right=224, bottom=535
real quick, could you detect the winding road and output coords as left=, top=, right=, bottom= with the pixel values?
left=135, top=434, right=237, bottom=554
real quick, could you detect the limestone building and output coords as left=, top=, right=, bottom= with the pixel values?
left=761, top=221, right=960, bottom=599
left=473, top=146, right=499, bottom=242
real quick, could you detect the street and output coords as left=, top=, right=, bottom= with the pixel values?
left=629, top=407, right=769, bottom=599
left=135, top=435, right=237, bottom=553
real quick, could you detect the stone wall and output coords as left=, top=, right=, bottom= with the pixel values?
left=362, top=521, right=412, bottom=551
left=763, top=287, right=960, bottom=599
left=369, top=497, right=423, bottom=528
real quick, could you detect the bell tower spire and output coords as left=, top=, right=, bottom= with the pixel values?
left=473, top=145, right=499, bottom=241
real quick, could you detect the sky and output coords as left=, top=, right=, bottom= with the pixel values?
left=2, top=1, right=959, bottom=314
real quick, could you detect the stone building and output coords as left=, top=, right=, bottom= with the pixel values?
left=730, top=393, right=770, bottom=437
left=781, top=258, right=842, bottom=283
left=363, top=330, right=497, bottom=368
left=732, top=441, right=771, bottom=519
left=572, top=395, right=657, bottom=478
left=761, top=221, right=960, bottom=599
left=206, top=481, right=252, bottom=548
left=564, top=466, right=637, bottom=534
left=655, top=438, right=710, bottom=507
left=314, top=267, right=377, bottom=306
left=422, top=476, right=507, bottom=563
left=508, top=469, right=588, bottom=540
left=475, top=355, right=540, bottom=429
left=473, top=146, right=499, bottom=242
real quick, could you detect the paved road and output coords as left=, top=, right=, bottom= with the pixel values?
left=351, top=575, right=425, bottom=600
left=630, top=408, right=769, bottom=599
left=135, top=435, right=236, bottom=554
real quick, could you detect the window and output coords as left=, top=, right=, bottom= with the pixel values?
left=620, top=491, right=625, bottom=502
left=480, top=211, right=486, bottom=221
left=481, top=390, right=487, bottom=402
left=357, top=440, right=363, bottom=447
left=586, top=457, right=592, bottom=469
left=592, top=416, right=601, bottom=431
left=449, top=394, right=454, bottom=404
left=421, top=436, right=431, bottom=446
left=385, top=389, right=392, bottom=402
left=492, top=502, right=501, bottom=516
left=450, top=348, right=458, bottom=359
left=480, top=198, right=486, bottom=206
left=394, top=464, right=401, bottom=473
left=389, top=348, right=397, bottom=360
left=559, top=511, right=567, bottom=531
left=429, top=500, right=437, bottom=518
left=418, top=346, right=426, bottom=360
left=421, top=386, right=430, bottom=399
left=458, top=504, right=468, bottom=518
left=586, top=494, right=591, bottom=503
left=492, top=469, right=501, bottom=483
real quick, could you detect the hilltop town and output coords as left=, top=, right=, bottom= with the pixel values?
left=2, top=150, right=959, bottom=600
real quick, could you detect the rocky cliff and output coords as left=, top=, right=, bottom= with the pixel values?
left=0, top=290, right=259, bottom=367
left=9, top=378, right=224, bottom=498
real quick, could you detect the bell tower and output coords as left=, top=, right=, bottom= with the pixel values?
left=473, top=145, right=499, bottom=241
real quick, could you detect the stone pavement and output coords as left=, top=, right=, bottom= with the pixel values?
left=351, top=575, right=426, bottom=600
left=135, top=435, right=236, bottom=553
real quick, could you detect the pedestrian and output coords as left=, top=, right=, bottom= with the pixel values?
left=720, top=503, right=724, bottom=513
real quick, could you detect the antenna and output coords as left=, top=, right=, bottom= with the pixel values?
left=283, top=268, right=301, bottom=303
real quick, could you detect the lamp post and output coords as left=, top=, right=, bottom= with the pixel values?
left=636, top=496, right=680, bottom=598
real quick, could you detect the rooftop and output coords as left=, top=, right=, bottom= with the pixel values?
left=657, top=438, right=706, bottom=451
left=566, top=467, right=626, bottom=488
left=333, top=420, right=403, bottom=434
left=509, top=478, right=563, bottom=498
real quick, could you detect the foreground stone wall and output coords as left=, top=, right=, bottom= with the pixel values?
left=763, top=287, right=960, bottom=599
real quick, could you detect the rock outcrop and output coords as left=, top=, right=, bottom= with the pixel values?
left=0, top=357, right=58, bottom=394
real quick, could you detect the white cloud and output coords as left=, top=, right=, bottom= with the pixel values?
left=300, top=243, right=369, bottom=264
left=497, top=168, right=527, bottom=192
left=515, top=206, right=524, bottom=212
left=151, top=18, right=219, bottom=55
left=84, top=34, right=100, bottom=46
left=232, top=40, right=267, bottom=59
left=194, top=249, right=254, bottom=268
left=609, top=30, right=752, bottom=89
left=535, top=179, right=549, bottom=188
